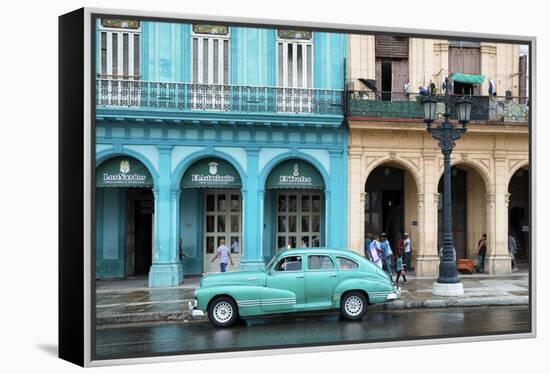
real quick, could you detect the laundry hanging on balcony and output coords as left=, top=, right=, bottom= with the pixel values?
left=449, top=73, right=486, bottom=85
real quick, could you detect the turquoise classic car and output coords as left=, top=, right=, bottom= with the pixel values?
left=189, top=248, right=400, bottom=327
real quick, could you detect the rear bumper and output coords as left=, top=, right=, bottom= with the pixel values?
left=188, top=299, right=205, bottom=317
left=386, top=286, right=401, bottom=301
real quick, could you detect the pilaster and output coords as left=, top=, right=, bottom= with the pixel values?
left=486, top=155, right=512, bottom=274
left=348, top=149, right=363, bottom=252
left=149, top=146, right=183, bottom=287
left=240, top=148, right=265, bottom=270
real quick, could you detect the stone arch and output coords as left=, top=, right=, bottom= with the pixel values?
left=437, top=158, right=494, bottom=195
left=363, top=156, right=422, bottom=194
left=507, top=160, right=529, bottom=189
left=259, top=151, right=331, bottom=193
left=96, top=147, right=159, bottom=187
left=170, top=149, right=248, bottom=191
left=436, top=159, right=491, bottom=260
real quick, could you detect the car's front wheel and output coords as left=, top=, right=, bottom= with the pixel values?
left=340, top=291, right=367, bottom=320
left=208, top=296, right=238, bottom=327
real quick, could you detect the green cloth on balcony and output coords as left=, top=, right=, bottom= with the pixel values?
left=450, top=73, right=485, bottom=85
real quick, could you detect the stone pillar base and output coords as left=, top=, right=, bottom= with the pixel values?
left=485, top=254, right=512, bottom=275
left=239, top=259, right=266, bottom=271
left=148, top=262, right=184, bottom=288
left=432, top=282, right=464, bottom=297
left=415, top=255, right=440, bottom=276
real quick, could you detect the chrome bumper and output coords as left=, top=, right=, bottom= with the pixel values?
left=188, top=300, right=205, bottom=317
left=386, top=286, right=401, bottom=301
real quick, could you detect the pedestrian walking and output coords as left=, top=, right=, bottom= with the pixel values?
left=380, top=233, right=393, bottom=276
left=403, top=232, right=412, bottom=271
left=476, top=234, right=487, bottom=273
left=395, top=248, right=407, bottom=284
left=396, top=233, right=404, bottom=261
left=369, top=234, right=383, bottom=268
left=508, top=233, right=519, bottom=271
left=364, top=233, right=373, bottom=261
left=211, top=238, right=233, bottom=273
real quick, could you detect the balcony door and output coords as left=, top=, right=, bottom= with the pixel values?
left=191, top=25, right=230, bottom=111
left=277, top=30, right=313, bottom=113
left=97, top=18, right=141, bottom=107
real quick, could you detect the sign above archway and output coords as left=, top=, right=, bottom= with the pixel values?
left=96, top=156, right=153, bottom=187
left=266, top=160, right=325, bottom=190
left=181, top=158, right=242, bottom=188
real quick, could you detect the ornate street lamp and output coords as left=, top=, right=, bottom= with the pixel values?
left=421, top=77, right=471, bottom=296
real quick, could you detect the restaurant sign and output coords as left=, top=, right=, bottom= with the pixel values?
left=96, top=157, right=153, bottom=187
left=182, top=158, right=241, bottom=188
left=266, top=160, right=324, bottom=189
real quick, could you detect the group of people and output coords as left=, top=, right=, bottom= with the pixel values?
left=476, top=232, right=519, bottom=273
left=364, top=232, right=412, bottom=284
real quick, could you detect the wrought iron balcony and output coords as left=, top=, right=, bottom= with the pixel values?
left=347, top=91, right=529, bottom=123
left=96, top=79, right=344, bottom=116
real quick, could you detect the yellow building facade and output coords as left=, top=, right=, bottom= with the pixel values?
left=346, top=35, right=529, bottom=275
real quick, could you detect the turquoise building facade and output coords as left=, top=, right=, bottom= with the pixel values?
left=95, top=18, right=348, bottom=287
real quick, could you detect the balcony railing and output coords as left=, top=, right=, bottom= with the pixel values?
left=96, top=79, right=344, bottom=116
left=347, top=91, right=529, bottom=123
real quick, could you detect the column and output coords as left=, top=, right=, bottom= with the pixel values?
left=328, top=149, right=343, bottom=248
left=358, top=192, right=366, bottom=255
left=149, top=146, right=184, bottom=287
left=415, top=151, right=439, bottom=276
left=486, top=156, right=511, bottom=274
left=240, top=148, right=265, bottom=270
left=348, top=150, right=363, bottom=252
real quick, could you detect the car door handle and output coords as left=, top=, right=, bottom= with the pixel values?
left=296, top=275, right=304, bottom=279
left=329, top=274, right=337, bottom=278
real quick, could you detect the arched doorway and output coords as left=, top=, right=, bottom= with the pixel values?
left=95, top=156, right=154, bottom=279
left=364, top=163, right=419, bottom=267
left=508, top=166, right=529, bottom=263
left=264, top=159, right=326, bottom=256
left=180, top=157, right=243, bottom=273
left=437, top=164, right=487, bottom=261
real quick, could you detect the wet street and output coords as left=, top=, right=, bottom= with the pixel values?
left=95, top=306, right=530, bottom=360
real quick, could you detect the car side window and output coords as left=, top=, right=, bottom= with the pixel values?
left=307, top=255, right=335, bottom=270
left=336, top=257, right=359, bottom=270
left=274, top=256, right=302, bottom=272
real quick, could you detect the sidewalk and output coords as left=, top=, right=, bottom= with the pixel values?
left=95, top=266, right=529, bottom=326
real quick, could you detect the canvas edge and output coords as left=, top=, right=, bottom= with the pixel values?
left=78, top=6, right=537, bottom=367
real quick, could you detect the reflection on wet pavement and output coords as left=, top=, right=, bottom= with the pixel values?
left=95, top=306, right=530, bottom=360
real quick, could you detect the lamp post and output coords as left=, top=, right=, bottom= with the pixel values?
left=421, top=77, right=472, bottom=296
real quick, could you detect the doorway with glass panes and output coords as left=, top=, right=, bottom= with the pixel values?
left=276, top=190, right=322, bottom=251
left=204, top=190, right=242, bottom=273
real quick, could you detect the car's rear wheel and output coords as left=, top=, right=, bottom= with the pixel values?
left=340, top=291, right=367, bottom=320
left=208, top=296, right=238, bottom=327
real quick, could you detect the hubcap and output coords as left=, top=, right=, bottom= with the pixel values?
left=344, top=296, right=363, bottom=316
left=213, top=301, right=233, bottom=323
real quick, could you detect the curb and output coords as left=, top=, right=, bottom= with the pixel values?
left=378, top=295, right=529, bottom=310
left=96, top=295, right=528, bottom=326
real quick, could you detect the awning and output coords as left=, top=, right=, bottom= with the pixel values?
left=181, top=158, right=241, bottom=188
left=96, top=156, right=153, bottom=187
left=266, top=160, right=325, bottom=190
left=358, top=78, right=378, bottom=92
left=450, top=73, right=485, bottom=85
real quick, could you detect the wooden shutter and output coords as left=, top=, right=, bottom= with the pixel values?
left=449, top=47, right=480, bottom=75
left=375, top=36, right=408, bottom=59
